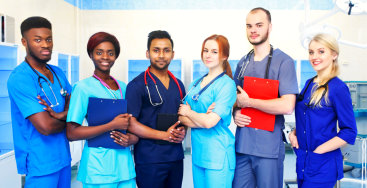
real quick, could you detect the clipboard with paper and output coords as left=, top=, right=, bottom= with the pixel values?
left=239, top=45, right=279, bottom=132
left=241, top=77, right=279, bottom=132
left=87, top=97, right=127, bottom=149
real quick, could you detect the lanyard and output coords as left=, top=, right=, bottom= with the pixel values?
left=183, top=71, right=226, bottom=102
left=144, top=67, right=183, bottom=106
left=93, top=74, right=123, bottom=99
left=237, top=45, right=273, bottom=81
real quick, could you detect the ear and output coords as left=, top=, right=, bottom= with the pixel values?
left=268, top=23, right=273, bottom=33
left=332, top=52, right=338, bottom=61
left=146, top=50, right=150, bottom=59
left=171, top=50, right=175, bottom=60
left=21, top=37, right=27, bottom=47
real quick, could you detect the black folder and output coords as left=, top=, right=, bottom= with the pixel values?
left=87, top=97, right=127, bottom=149
left=155, top=113, right=180, bottom=145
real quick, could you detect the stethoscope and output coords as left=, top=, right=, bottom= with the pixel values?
left=297, top=76, right=332, bottom=108
left=93, top=74, right=123, bottom=100
left=26, top=59, right=67, bottom=107
left=236, top=45, right=273, bottom=81
left=144, top=67, right=183, bottom=106
left=181, top=71, right=226, bottom=102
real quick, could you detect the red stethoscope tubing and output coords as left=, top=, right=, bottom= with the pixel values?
left=144, top=67, right=183, bottom=100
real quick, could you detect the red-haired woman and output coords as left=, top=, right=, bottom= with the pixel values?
left=66, top=32, right=138, bottom=188
left=178, top=35, right=236, bottom=187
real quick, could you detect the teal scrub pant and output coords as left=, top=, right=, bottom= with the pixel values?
left=25, top=165, right=71, bottom=188
left=192, top=156, right=234, bottom=188
left=83, top=178, right=136, bottom=188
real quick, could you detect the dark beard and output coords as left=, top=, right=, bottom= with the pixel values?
left=27, top=43, right=51, bottom=64
left=150, top=61, right=169, bottom=71
left=249, top=30, right=269, bottom=46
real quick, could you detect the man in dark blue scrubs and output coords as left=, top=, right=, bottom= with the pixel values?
left=126, top=30, right=186, bottom=188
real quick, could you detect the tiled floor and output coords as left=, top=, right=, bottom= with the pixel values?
left=71, top=149, right=364, bottom=188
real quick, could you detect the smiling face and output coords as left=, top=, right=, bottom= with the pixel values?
left=202, top=39, right=225, bottom=70
left=146, top=38, right=174, bottom=71
left=308, top=40, right=337, bottom=74
left=91, top=41, right=116, bottom=73
left=22, top=28, right=53, bottom=64
left=246, top=10, right=272, bottom=46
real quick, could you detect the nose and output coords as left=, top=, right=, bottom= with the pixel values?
left=158, top=51, right=164, bottom=58
left=101, top=52, right=109, bottom=59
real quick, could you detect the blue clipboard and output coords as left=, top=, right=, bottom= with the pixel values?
left=87, top=97, right=127, bottom=149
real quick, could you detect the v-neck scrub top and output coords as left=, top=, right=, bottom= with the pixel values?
left=67, top=77, right=136, bottom=184
left=185, top=74, right=237, bottom=170
left=126, top=71, right=186, bottom=164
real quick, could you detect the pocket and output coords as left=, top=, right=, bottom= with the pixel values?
left=306, top=152, right=337, bottom=181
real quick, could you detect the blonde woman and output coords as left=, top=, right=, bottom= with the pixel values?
left=289, top=33, right=357, bottom=188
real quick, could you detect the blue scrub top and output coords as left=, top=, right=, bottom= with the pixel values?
left=294, top=77, right=357, bottom=182
left=233, top=49, right=298, bottom=158
left=185, top=74, right=237, bottom=170
left=126, top=71, right=185, bottom=164
left=67, top=77, right=136, bottom=184
left=7, top=61, right=72, bottom=176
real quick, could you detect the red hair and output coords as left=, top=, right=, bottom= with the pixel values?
left=201, top=34, right=232, bottom=79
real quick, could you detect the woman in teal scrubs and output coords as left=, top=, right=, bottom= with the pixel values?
left=66, top=32, right=138, bottom=188
left=178, top=34, right=236, bottom=188
left=289, top=33, right=357, bottom=188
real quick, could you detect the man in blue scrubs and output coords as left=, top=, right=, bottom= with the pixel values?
left=232, top=8, right=298, bottom=188
left=126, top=30, right=186, bottom=188
left=7, top=17, right=71, bottom=188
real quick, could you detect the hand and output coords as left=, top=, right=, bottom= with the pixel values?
left=313, top=147, right=323, bottom=154
left=111, top=131, right=138, bottom=147
left=289, top=129, right=299, bottom=149
left=38, top=95, right=67, bottom=121
left=170, top=126, right=186, bottom=143
left=233, top=109, right=251, bottom=127
left=206, top=102, right=215, bottom=114
left=109, top=114, right=131, bottom=130
left=178, top=102, right=192, bottom=116
left=163, top=121, right=181, bottom=143
left=236, top=86, right=251, bottom=108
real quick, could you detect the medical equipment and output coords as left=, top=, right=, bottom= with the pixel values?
left=144, top=67, right=183, bottom=106
left=182, top=71, right=226, bottom=102
left=93, top=74, right=123, bottom=99
left=236, top=45, right=273, bottom=81
left=26, top=60, right=67, bottom=107
left=297, top=76, right=332, bottom=108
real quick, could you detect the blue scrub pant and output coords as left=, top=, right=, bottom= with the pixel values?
left=135, top=160, right=183, bottom=188
left=192, top=156, right=234, bottom=188
left=25, top=165, right=71, bottom=188
left=83, top=178, right=136, bottom=188
left=297, top=178, right=336, bottom=188
left=232, top=151, right=285, bottom=188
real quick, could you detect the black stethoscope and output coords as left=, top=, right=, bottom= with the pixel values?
left=236, top=45, right=273, bottom=81
left=297, top=76, right=332, bottom=108
left=144, top=67, right=183, bottom=106
left=26, top=59, right=67, bottom=107
left=182, top=71, right=226, bottom=102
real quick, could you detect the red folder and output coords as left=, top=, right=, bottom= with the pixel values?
left=241, top=76, right=279, bottom=132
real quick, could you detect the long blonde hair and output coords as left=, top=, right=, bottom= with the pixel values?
left=309, top=33, right=340, bottom=107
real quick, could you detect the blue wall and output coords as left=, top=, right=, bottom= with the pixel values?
left=64, top=0, right=334, bottom=10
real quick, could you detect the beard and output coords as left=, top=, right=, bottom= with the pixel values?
left=248, top=30, right=269, bottom=46
left=150, top=61, right=170, bottom=71
left=27, top=43, right=51, bottom=64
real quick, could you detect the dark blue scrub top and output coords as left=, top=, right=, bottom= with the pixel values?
left=294, top=77, right=357, bottom=182
left=126, top=71, right=185, bottom=164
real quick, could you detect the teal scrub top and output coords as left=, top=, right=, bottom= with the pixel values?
left=7, top=62, right=71, bottom=176
left=67, top=77, right=136, bottom=184
left=185, top=74, right=236, bottom=170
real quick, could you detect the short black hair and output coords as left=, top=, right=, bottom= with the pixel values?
left=250, top=7, right=271, bottom=23
left=21, top=16, right=52, bottom=37
left=147, top=30, right=174, bottom=50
